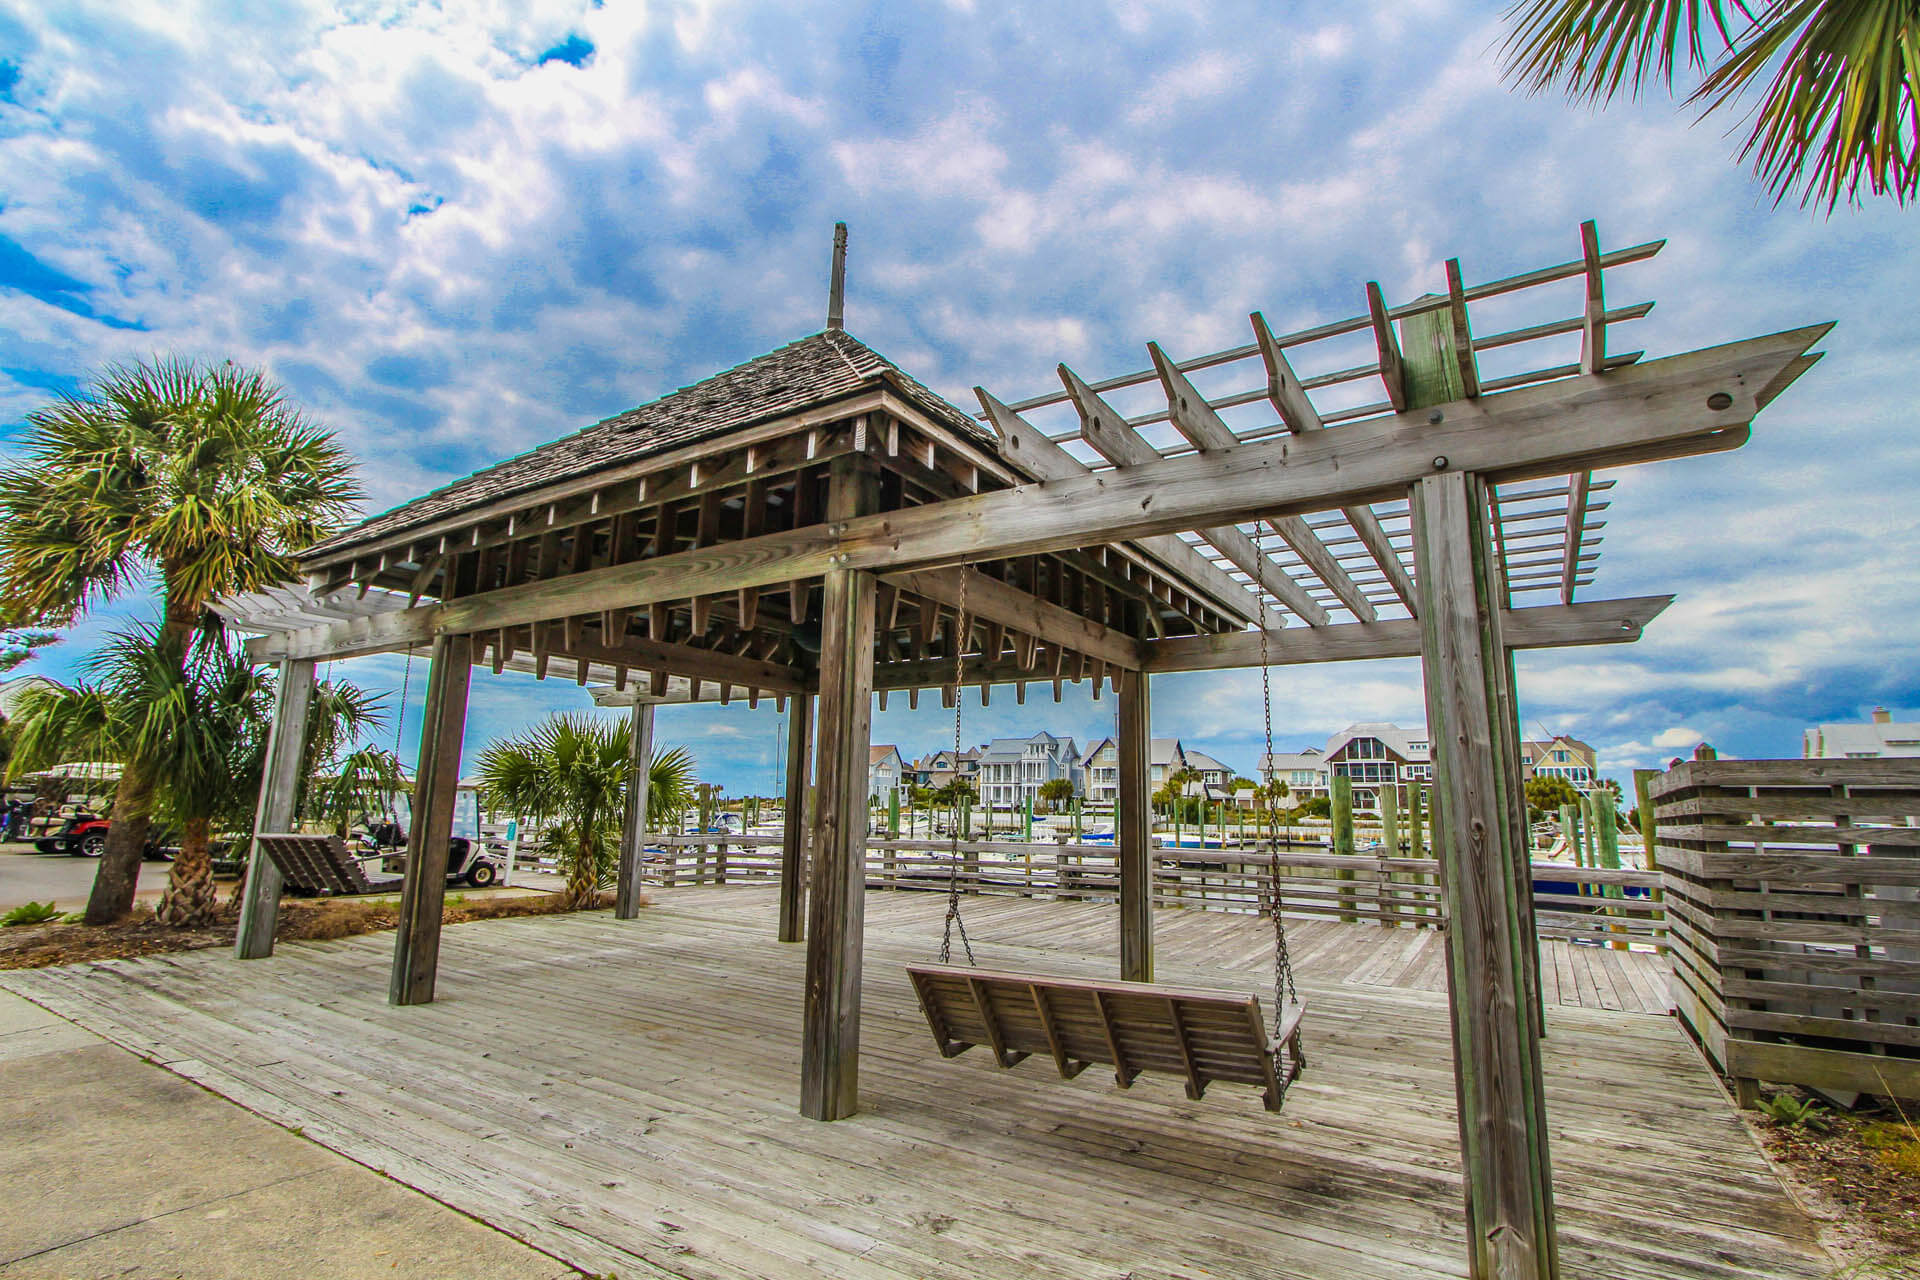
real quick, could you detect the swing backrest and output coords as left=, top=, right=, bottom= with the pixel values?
left=908, top=964, right=1303, bottom=1110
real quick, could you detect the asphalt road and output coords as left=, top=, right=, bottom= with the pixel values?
left=0, top=843, right=168, bottom=914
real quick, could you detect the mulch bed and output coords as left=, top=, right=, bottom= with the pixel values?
left=1751, top=1091, right=1920, bottom=1272
left=0, top=890, right=620, bottom=971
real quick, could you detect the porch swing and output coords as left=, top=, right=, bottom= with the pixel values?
left=905, top=528, right=1308, bottom=1112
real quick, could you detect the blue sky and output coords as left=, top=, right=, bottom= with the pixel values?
left=1, top=0, right=1914, bottom=792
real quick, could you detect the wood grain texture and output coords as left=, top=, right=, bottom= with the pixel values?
left=1, top=892, right=1830, bottom=1280
left=235, top=657, right=316, bottom=960
left=615, top=702, right=655, bottom=920
left=388, top=633, right=472, bottom=1006
left=1142, top=596, right=1671, bottom=672
left=249, top=328, right=1822, bottom=666
left=801, top=454, right=881, bottom=1120
left=1413, top=471, right=1558, bottom=1280
left=1118, top=669, right=1152, bottom=983
left=780, top=692, right=814, bottom=944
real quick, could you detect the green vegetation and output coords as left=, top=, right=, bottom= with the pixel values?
left=1525, top=774, right=1579, bottom=819
left=476, top=715, right=696, bottom=909
left=1502, top=0, right=1920, bottom=210
left=7, top=626, right=383, bottom=928
left=0, top=358, right=359, bottom=924
left=1756, top=1091, right=1831, bottom=1131
left=2, top=901, right=60, bottom=927
left=1038, top=778, right=1074, bottom=813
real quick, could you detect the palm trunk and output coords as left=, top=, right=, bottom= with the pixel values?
left=88, top=595, right=200, bottom=926
left=84, top=760, right=157, bottom=925
left=157, top=815, right=219, bottom=927
left=566, top=831, right=598, bottom=910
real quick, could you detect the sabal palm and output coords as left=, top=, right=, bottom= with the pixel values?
left=1503, top=1, right=1919, bottom=209
left=475, top=714, right=696, bottom=909
left=0, top=358, right=359, bottom=922
left=6, top=625, right=383, bottom=927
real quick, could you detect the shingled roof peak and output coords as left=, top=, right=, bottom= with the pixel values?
left=304, top=327, right=987, bottom=560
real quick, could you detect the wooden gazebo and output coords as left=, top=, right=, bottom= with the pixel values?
left=219, top=222, right=1826, bottom=1280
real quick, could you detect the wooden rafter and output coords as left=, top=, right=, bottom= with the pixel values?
left=244, top=326, right=1825, bottom=666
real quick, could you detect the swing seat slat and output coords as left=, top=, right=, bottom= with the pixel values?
left=907, top=964, right=1304, bottom=1111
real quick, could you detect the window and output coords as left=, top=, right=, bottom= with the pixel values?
left=1346, top=738, right=1387, bottom=760
left=1553, top=749, right=1569, bottom=762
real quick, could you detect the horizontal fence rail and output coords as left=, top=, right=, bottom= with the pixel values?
left=631, top=833, right=1665, bottom=945
left=1654, top=758, right=1920, bottom=1104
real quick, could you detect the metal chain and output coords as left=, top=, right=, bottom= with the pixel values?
left=393, top=646, right=415, bottom=757
left=939, top=571, right=976, bottom=966
left=1255, top=522, right=1302, bottom=1080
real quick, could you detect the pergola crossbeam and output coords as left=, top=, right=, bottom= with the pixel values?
left=242, top=326, right=1828, bottom=667
left=974, top=389, right=1282, bottom=629
left=1056, top=364, right=1329, bottom=626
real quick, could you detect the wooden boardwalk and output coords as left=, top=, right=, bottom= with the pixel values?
left=1, top=890, right=1826, bottom=1280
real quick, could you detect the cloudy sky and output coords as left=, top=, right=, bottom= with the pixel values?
left=1, top=0, right=1913, bottom=792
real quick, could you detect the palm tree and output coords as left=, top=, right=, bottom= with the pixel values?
left=0, top=359, right=360, bottom=922
left=1502, top=0, right=1919, bottom=209
left=6, top=624, right=387, bottom=926
left=1037, top=777, right=1075, bottom=814
left=474, top=715, right=697, bottom=909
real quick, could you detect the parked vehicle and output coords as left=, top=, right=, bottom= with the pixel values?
left=33, top=810, right=104, bottom=857
left=380, top=836, right=505, bottom=888
left=34, top=814, right=177, bottom=860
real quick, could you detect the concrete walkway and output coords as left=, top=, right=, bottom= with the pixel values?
left=0, top=989, right=576, bottom=1279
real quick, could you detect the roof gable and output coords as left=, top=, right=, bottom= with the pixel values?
left=306, top=329, right=989, bottom=560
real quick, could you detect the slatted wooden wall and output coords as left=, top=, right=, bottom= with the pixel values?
left=1653, top=758, right=1920, bottom=1103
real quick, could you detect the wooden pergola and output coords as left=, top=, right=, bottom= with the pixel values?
left=220, top=222, right=1826, bottom=1280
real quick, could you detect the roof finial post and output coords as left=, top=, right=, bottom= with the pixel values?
left=826, top=221, right=848, bottom=331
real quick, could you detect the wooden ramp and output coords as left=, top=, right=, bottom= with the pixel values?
left=1, top=890, right=1827, bottom=1280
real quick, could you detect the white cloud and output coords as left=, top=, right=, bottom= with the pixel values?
left=1653, top=727, right=1705, bottom=750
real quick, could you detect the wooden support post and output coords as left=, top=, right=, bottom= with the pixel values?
left=1380, top=782, right=1401, bottom=929
left=779, top=693, right=814, bottom=943
left=801, top=453, right=879, bottom=1121
left=235, top=657, right=317, bottom=960
left=389, top=633, right=474, bottom=1007
left=1412, top=469, right=1559, bottom=1280
left=799, top=566, right=877, bottom=1119
left=1332, top=774, right=1357, bottom=923
left=1117, top=668, right=1152, bottom=982
left=1595, top=785, right=1626, bottom=950
left=616, top=701, right=656, bottom=920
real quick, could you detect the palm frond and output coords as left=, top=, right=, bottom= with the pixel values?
left=1502, top=0, right=1747, bottom=100
left=1502, top=0, right=1919, bottom=208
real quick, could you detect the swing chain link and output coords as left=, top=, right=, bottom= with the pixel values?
left=1256, top=521, right=1303, bottom=1081
left=939, top=570, right=976, bottom=967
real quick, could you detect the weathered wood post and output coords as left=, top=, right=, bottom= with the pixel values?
left=235, top=657, right=317, bottom=960
left=1409, top=782, right=1432, bottom=927
left=1331, top=774, right=1357, bottom=923
left=1632, top=768, right=1667, bottom=947
left=778, top=692, right=813, bottom=943
left=1117, top=668, right=1152, bottom=982
left=615, top=699, right=656, bottom=919
left=390, top=633, right=474, bottom=1007
left=1412, top=468, right=1558, bottom=1280
left=1379, top=782, right=1402, bottom=928
left=801, top=454, right=879, bottom=1121
left=1594, top=786, right=1625, bottom=949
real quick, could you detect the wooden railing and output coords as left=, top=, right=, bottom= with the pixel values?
left=1654, top=758, right=1920, bottom=1104
left=634, top=833, right=1665, bottom=944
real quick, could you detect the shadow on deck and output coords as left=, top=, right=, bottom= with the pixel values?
left=0, top=888, right=1827, bottom=1280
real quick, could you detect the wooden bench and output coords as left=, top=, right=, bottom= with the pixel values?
left=907, top=964, right=1305, bottom=1111
left=255, top=833, right=402, bottom=897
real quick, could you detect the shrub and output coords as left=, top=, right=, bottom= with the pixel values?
left=2, top=901, right=61, bottom=927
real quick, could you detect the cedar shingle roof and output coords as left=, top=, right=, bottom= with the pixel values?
left=306, top=329, right=991, bottom=560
